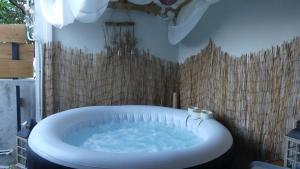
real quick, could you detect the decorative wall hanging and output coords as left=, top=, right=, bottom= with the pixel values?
left=103, top=10, right=136, bottom=56
left=103, top=21, right=136, bottom=56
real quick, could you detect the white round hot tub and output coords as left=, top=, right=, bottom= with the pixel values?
left=28, top=105, right=233, bottom=169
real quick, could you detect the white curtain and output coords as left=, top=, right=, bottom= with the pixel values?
left=40, top=0, right=109, bottom=28
left=69, top=0, right=109, bottom=23
left=40, top=0, right=75, bottom=29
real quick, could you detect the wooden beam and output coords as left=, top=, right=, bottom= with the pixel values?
left=105, top=21, right=135, bottom=26
left=108, top=1, right=161, bottom=16
left=107, top=0, right=193, bottom=20
left=0, top=60, right=33, bottom=78
left=0, top=43, right=34, bottom=61
left=0, top=24, right=26, bottom=43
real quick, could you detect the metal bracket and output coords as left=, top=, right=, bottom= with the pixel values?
left=16, top=86, right=21, bottom=131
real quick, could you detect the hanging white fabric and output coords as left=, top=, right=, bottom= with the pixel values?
left=69, top=0, right=109, bottom=23
left=168, top=0, right=220, bottom=45
left=40, top=0, right=75, bottom=29
left=40, top=0, right=109, bottom=28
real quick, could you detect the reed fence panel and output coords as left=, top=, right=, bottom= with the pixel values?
left=43, top=42, right=178, bottom=116
left=180, top=38, right=300, bottom=165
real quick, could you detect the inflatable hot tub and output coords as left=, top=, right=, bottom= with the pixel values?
left=27, top=105, right=233, bottom=169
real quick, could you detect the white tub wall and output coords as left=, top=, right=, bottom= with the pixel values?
left=178, top=0, right=300, bottom=62
left=52, top=9, right=178, bottom=62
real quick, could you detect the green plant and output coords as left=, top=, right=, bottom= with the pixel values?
left=0, top=0, right=25, bottom=24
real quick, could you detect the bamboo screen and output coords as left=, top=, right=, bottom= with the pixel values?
left=43, top=42, right=178, bottom=116
left=180, top=38, right=300, bottom=163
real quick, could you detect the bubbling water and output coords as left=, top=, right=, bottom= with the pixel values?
left=64, top=121, right=201, bottom=153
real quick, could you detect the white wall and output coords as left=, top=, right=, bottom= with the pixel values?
left=53, top=9, right=178, bottom=62
left=178, top=0, right=300, bottom=62
left=0, top=80, right=35, bottom=165
left=34, top=0, right=52, bottom=121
